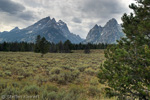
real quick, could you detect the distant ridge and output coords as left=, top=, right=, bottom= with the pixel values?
left=0, top=16, right=83, bottom=43
left=83, top=18, right=125, bottom=44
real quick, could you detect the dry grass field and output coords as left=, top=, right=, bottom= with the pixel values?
left=0, top=50, right=116, bottom=100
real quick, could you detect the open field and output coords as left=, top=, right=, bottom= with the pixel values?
left=0, top=50, right=116, bottom=100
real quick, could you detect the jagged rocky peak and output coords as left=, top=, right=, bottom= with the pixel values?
left=0, top=16, right=83, bottom=43
left=58, top=20, right=65, bottom=23
left=51, top=18, right=56, bottom=23
left=10, top=27, right=20, bottom=32
left=105, top=18, right=118, bottom=27
left=57, top=20, right=66, bottom=26
left=38, top=16, right=51, bottom=23
left=83, top=18, right=125, bottom=44
left=45, top=16, right=51, bottom=20
left=91, top=24, right=103, bottom=31
left=93, top=24, right=99, bottom=28
left=99, top=25, right=103, bottom=30
left=99, top=25, right=102, bottom=28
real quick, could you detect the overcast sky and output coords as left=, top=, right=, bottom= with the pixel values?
left=0, top=0, right=135, bottom=39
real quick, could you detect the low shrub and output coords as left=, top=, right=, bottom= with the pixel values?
left=56, top=90, right=66, bottom=100
left=63, top=86, right=84, bottom=100
left=88, top=86, right=100, bottom=97
left=12, top=82, right=20, bottom=88
left=1, top=87, right=20, bottom=97
left=0, top=83, right=7, bottom=93
left=46, top=85, right=58, bottom=92
left=61, top=66, right=76, bottom=71
left=47, top=91, right=57, bottom=100
left=0, top=71, right=4, bottom=77
left=85, top=68, right=96, bottom=76
left=23, top=85, right=40, bottom=95
left=49, top=67, right=62, bottom=75
left=4, top=70, right=12, bottom=76
left=49, top=69, right=80, bottom=85
left=90, top=78, right=99, bottom=86
left=78, top=66, right=87, bottom=72
left=17, top=76, right=24, bottom=81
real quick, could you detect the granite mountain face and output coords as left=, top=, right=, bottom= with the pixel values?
left=83, top=18, right=125, bottom=44
left=0, top=17, right=124, bottom=44
left=0, top=17, right=83, bottom=43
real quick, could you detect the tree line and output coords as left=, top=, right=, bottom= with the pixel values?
left=0, top=35, right=107, bottom=53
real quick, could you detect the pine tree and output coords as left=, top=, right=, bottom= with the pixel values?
left=98, top=0, right=150, bottom=99
left=34, top=35, right=41, bottom=53
left=39, top=37, right=49, bottom=57
left=34, top=35, right=49, bottom=57
left=50, top=42, right=57, bottom=53
left=2, top=42, right=8, bottom=51
left=58, top=41, right=64, bottom=53
left=64, top=40, right=72, bottom=53
left=84, top=43, right=90, bottom=54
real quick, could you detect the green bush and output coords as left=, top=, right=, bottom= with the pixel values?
left=90, top=78, right=99, bottom=86
left=57, top=70, right=80, bottom=84
left=88, top=86, right=100, bottom=97
left=49, top=74, right=58, bottom=82
left=17, top=68, right=25, bottom=76
left=0, top=71, right=4, bottom=77
left=1, top=87, right=19, bottom=97
left=46, top=85, right=58, bottom=92
left=23, top=85, right=40, bottom=95
left=4, top=70, right=12, bottom=76
left=12, top=82, right=20, bottom=88
left=49, top=67, right=62, bottom=75
left=3, top=65, right=11, bottom=70
left=36, top=76, right=48, bottom=86
left=56, top=91, right=66, bottom=100
left=71, top=70, right=80, bottom=79
left=78, top=66, right=87, bottom=72
left=61, top=66, right=76, bottom=71
left=47, top=91, right=57, bottom=100
left=0, top=83, right=7, bottom=93
left=49, top=69, right=80, bottom=85
left=63, top=86, right=83, bottom=100
left=17, top=76, right=24, bottom=81
left=85, top=68, right=96, bottom=76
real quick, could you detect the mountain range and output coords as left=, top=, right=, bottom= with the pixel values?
left=0, top=17, right=125, bottom=44
left=0, top=17, right=83, bottom=44
left=83, top=18, right=125, bottom=44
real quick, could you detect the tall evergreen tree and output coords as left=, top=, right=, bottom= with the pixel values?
left=98, top=0, right=150, bottom=99
left=64, top=40, right=72, bottom=53
left=58, top=41, right=64, bottom=53
left=84, top=43, right=90, bottom=54
left=39, top=37, right=49, bottom=57
left=49, top=42, right=57, bottom=53
left=34, top=35, right=41, bottom=53
left=2, top=42, right=9, bottom=51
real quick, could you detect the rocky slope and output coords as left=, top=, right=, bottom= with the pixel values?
left=83, top=18, right=125, bottom=44
left=0, top=16, right=83, bottom=43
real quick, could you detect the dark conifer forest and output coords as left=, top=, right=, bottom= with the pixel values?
left=0, top=36, right=107, bottom=53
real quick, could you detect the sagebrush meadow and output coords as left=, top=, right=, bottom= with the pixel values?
left=0, top=50, right=116, bottom=100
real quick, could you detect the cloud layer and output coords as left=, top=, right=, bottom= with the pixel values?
left=0, top=0, right=135, bottom=38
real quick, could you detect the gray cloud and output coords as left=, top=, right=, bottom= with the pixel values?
left=17, top=11, right=36, bottom=21
left=0, top=0, right=134, bottom=38
left=78, top=0, right=127, bottom=19
left=0, top=0, right=36, bottom=21
left=0, top=0, right=25, bottom=14
left=72, top=17, right=82, bottom=23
